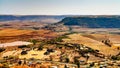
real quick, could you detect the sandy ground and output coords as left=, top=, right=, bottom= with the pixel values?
left=2, top=50, right=21, bottom=57
left=19, top=49, right=61, bottom=60
left=19, top=49, right=46, bottom=59
left=1, top=48, right=61, bottom=60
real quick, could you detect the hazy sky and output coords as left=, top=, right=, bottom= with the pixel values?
left=0, top=0, right=120, bottom=15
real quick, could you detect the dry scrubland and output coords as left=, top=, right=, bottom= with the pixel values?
left=63, top=33, right=120, bottom=56
left=82, top=34, right=120, bottom=43
left=0, top=28, right=61, bottom=59
left=0, top=28, right=59, bottom=43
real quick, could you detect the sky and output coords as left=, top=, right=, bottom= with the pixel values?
left=0, top=0, right=120, bottom=15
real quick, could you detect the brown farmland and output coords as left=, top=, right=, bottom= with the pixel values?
left=0, top=28, right=59, bottom=43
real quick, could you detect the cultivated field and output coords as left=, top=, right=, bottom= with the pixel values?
left=0, top=28, right=60, bottom=43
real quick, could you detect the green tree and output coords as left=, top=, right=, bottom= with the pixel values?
left=31, top=39, right=37, bottom=45
left=0, top=48, right=5, bottom=52
left=21, top=51, right=27, bottom=55
left=111, top=56, right=120, bottom=60
left=38, top=45, right=43, bottom=50
left=64, top=64, right=67, bottom=68
left=74, top=57, right=80, bottom=68
left=65, top=57, right=70, bottom=63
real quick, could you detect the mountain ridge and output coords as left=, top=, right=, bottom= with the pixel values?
left=0, top=15, right=66, bottom=23
left=58, top=16, right=120, bottom=28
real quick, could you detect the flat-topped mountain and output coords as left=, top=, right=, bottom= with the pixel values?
left=58, top=16, right=120, bottom=28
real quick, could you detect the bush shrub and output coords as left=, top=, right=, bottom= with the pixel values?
left=0, top=48, right=5, bottom=52
left=21, top=51, right=28, bottom=55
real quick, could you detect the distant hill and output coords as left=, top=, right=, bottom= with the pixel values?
left=0, top=15, right=65, bottom=23
left=58, top=16, right=120, bottom=28
left=1, top=15, right=120, bottom=28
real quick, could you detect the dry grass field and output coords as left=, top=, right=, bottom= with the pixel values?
left=82, top=34, right=120, bottom=43
left=0, top=28, right=59, bottom=43
left=63, top=34, right=120, bottom=56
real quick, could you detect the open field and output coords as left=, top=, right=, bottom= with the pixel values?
left=63, top=33, right=120, bottom=56
left=82, top=34, right=120, bottom=43
left=0, top=28, right=60, bottom=43
left=70, top=27, right=120, bottom=33
left=0, top=21, right=47, bottom=29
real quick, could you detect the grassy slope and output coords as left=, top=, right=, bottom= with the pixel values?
left=63, top=34, right=119, bottom=56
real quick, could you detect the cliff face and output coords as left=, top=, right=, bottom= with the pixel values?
left=58, top=16, right=120, bottom=28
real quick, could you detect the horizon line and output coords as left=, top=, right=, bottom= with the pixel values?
left=0, top=14, right=120, bottom=16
